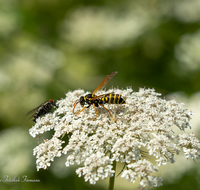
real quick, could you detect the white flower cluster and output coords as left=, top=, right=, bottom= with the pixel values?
left=76, top=152, right=115, bottom=184
left=121, top=159, right=162, bottom=188
left=29, top=88, right=200, bottom=189
left=33, top=137, right=64, bottom=171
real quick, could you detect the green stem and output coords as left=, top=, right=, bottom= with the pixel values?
left=108, top=160, right=116, bottom=190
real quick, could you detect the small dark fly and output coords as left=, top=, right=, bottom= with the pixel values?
left=26, top=99, right=58, bottom=123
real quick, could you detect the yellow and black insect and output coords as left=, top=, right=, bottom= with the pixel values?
left=26, top=99, right=58, bottom=123
left=73, top=71, right=125, bottom=121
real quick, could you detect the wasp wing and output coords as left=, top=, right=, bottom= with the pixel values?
left=92, top=71, right=118, bottom=94
left=90, top=93, right=113, bottom=101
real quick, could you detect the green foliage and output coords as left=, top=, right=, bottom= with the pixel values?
left=0, top=0, right=200, bottom=189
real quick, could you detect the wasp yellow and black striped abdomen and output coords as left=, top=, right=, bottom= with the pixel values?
left=102, top=94, right=125, bottom=104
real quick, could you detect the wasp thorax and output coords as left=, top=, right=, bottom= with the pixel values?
left=80, top=96, right=85, bottom=107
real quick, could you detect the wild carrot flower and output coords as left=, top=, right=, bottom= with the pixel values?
left=29, top=88, right=200, bottom=190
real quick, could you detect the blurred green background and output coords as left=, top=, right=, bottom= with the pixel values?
left=0, top=0, right=200, bottom=189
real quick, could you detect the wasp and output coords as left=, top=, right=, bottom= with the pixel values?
left=73, top=71, right=125, bottom=121
left=26, top=99, right=58, bottom=123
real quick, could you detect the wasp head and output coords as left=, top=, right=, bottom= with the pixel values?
left=73, top=96, right=85, bottom=114
left=79, top=96, right=85, bottom=107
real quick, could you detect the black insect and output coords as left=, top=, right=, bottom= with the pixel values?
left=26, top=99, right=58, bottom=123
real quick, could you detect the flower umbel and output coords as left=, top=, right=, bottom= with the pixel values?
left=29, top=88, right=200, bottom=189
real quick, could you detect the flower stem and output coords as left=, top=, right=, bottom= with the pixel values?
left=108, top=160, right=116, bottom=190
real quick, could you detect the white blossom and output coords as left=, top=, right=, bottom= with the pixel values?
left=29, top=88, right=200, bottom=189
left=33, top=137, right=64, bottom=171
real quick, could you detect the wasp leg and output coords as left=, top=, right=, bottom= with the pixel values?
left=93, top=103, right=98, bottom=121
left=100, top=104, right=117, bottom=122
left=75, top=106, right=87, bottom=116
